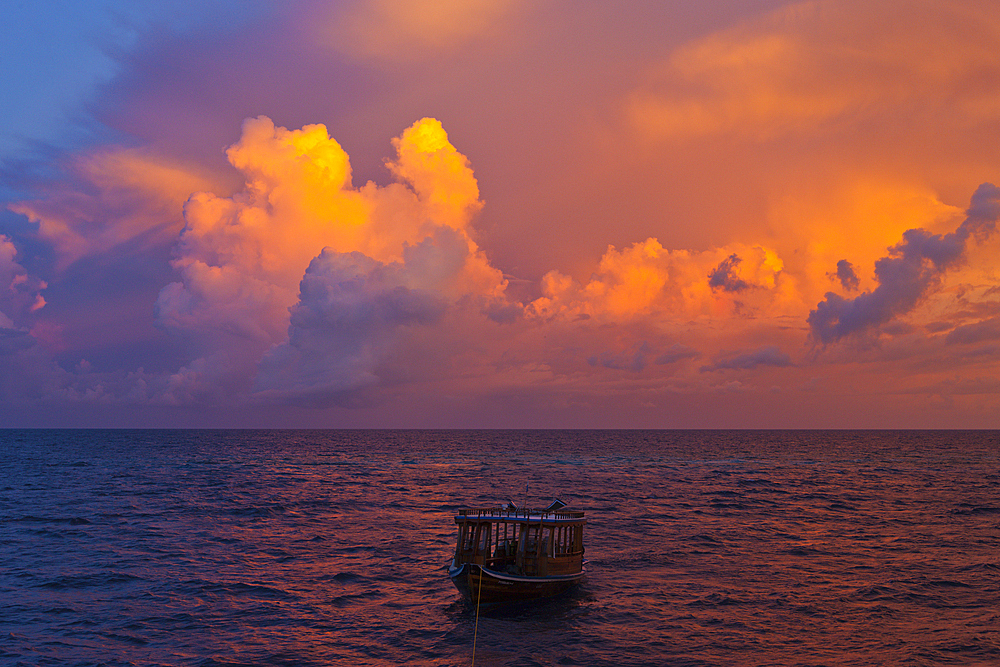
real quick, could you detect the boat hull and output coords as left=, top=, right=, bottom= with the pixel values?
left=449, top=560, right=584, bottom=604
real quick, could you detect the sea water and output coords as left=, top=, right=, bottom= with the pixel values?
left=1, top=430, right=999, bottom=666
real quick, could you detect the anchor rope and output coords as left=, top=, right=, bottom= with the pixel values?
left=472, top=563, right=484, bottom=666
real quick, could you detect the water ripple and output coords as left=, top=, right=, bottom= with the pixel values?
left=1, top=429, right=999, bottom=665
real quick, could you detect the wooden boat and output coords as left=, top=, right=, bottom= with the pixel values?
left=449, top=501, right=586, bottom=604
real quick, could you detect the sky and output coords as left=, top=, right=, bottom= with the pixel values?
left=2, top=0, right=1000, bottom=428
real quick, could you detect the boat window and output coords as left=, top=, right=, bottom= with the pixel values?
left=541, top=523, right=584, bottom=555
left=550, top=524, right=578, bottom=555
left=461, top=523, right=481, bottom=554
left=522, top=524, right=539, bottom=554
left=478, top=523, right=491, bottom=555
left=493, top=522, right=515, bottom=551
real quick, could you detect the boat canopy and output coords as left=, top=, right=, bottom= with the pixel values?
left=454, top=506, right=586, bottom=525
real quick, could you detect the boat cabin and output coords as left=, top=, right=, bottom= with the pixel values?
left=453, top=506, right=586, bottom=578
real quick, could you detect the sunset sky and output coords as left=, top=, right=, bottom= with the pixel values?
left=2, top=0, right=1000, bottom=428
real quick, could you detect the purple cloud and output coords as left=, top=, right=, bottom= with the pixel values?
left=808, top=183, right=1000, bottom=344
left=587, top=342, right=651, bottom=372
left=708, top=253, right=751, bottom=292
left=831, top=259, right=860, bottom=291
left=700, top=345, right=792, bottom=372
left=946, top=316, right=1000, bottom=345
left=252, top=226, right=486, bottom=406
left=655, top=343, right=700, bottom=365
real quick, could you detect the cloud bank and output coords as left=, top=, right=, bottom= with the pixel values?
left=4, top=0, right=1000, bottom=427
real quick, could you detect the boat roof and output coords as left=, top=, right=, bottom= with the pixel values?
left=455, top=506, right=586, bottom=525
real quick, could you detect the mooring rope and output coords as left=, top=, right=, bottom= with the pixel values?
left=472, top=564, right=484, bottom=666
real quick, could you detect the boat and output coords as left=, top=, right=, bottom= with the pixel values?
left=448, top=500, right=586, bottom=604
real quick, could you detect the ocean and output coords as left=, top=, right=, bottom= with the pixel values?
left=1, top=430, right=999, bottom=666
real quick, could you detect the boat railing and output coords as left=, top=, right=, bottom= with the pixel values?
left=457, top=506, right=585, bottom=520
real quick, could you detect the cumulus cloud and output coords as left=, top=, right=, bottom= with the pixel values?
left=0, top=240, right=64, bottom=405
left=156, top=115, right=503, bottom=343
left=150, top=116, right=509, bottom=402
left=701, top=345, right=793, bottom=372
left=254, top=225, right=498, bottom=405
left=5, top=115, right=517, bottom=410
left=0, top=235, right=46, bottom=329
left=808, top=183, right=1000, bottom=343
left=529, top=239, right=787, bottom=321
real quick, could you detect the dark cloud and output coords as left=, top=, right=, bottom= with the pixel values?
left=831, top=259, right=860, bottom=291
left=924, top=321, right=953, bottom=334
left=808, top=183, right=1000, bottom=344
left=700, top=345, right=792, bottom=372
left=0, top=328, right=36, bottom=356
left=587, top=342, right=651, bottom=372
left=655, top=343, right=700, bottom=365
left=0, top=328, right=72, bottom=405
left=483, top=299, right=523, bottom=324
left=253, top=246, right=451, bottom=406
left=708, top=253, right=750, bottom=292
left=946, top=316, right=1000, bottom=345
left=587, top=341, right=702, bottom=372
left=292, top=251, right=447, bottom=333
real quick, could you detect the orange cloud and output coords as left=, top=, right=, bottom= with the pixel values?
left=157, top=117, right=506, bottom=354
left=529, top=238, right=791, bottom=321
left=321, top=0, right=522, bottom=61
left=765, top=179, right=965, bottom=306
left=628, top=0, right=1000, bottom=140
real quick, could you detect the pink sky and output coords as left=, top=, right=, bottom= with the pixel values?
left=2, top=0, right=1000, bottom=427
